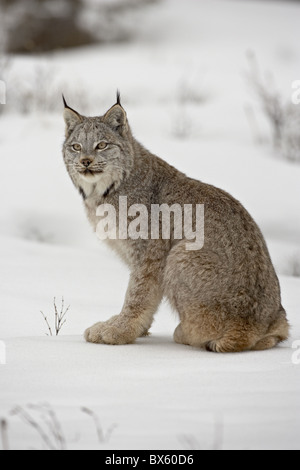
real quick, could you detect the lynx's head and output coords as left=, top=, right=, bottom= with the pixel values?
left=62, top=93, right=134, bottom=196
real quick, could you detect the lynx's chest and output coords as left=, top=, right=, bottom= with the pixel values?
left=78, top=176, right=114, bottom=227
left=82, top=184, right=136, bottom=268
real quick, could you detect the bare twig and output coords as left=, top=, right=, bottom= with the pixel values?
left=54, top=297, right=69, bottom=336
left=245, top=51, right=300, bottom=163
left=81, top=407, right=117, bottom=444
left=40, top=311, right=53, bottom=336
left=10, top=404, right=66, bottom=451
left=179, top=413, right=224, bottom=451
left=11, top=405, right=56, bottom=450
left=6, top=404, right=117, bottom=449
left=40, top=297, right=69, bottom=336
left=179, top=433, right=201, bottom=450
left=0, top=419, right=9, bottom=451
left=28, top=404, right=66, bottom=450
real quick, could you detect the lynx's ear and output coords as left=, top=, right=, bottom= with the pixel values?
left=63, top=95, right=83, bottom=138
left=103, top=92, right=128, bottom=136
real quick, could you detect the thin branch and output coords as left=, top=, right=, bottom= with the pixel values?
left=40, top=311, right=53, bottom=336
left=0, top=419, right=9, bottom=451
left=81, top=407, right=117, bottom=444
left=40, top=297, right=69, bottom=336
left=10, top=406, right=56, bottom=450
left=11, top=404, right=66, bottom=451
left=28, top=404, right=66, bottom=450
left=55, top=297, right=69, bottom=336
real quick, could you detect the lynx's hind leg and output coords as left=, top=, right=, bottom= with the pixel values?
left=174, top=306, right=289, bottom=353
left=173, top=308, right=262, bottom=353
left=164, top=240, right=288, bottom=353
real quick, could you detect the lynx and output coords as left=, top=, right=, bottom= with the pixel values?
left=62, top=93, right=289, bottom=352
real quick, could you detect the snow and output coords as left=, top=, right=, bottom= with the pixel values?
left=0, top=0, right=300, bottom=450
left=1, top=334, right=299, bottom=450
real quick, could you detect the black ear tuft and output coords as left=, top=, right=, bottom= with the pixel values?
left=62, top=94, right=81, bottom=116
left=116, top=90, right=121, bottom=106
left=103, top=96, right=128, bottom=136
left=63, top=98, right=83, bottom=138
left=62, top=94, right=68, bottom=108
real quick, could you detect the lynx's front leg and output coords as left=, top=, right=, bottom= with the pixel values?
left=84, top=266, right=163, bottom=345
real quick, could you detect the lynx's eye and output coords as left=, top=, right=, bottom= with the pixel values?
left=96, top=141, right=108, bottom=150
left=72, top=143, right=82, bottom=152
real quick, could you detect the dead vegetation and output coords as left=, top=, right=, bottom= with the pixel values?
left=245, top=52, right=300, bottom=163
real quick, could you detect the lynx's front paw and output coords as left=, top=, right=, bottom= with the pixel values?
left=84, top=316, right=138, bottom=345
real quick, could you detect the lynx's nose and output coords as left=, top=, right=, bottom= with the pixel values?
left=80, top=157, right=93, bottom=168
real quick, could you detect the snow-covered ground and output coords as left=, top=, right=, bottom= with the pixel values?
left=0, top=0, right=300, bottom=450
